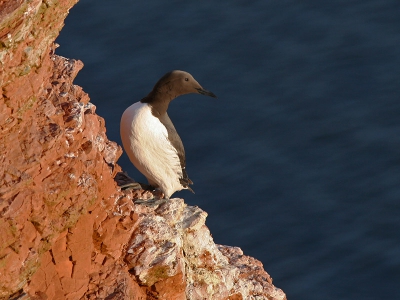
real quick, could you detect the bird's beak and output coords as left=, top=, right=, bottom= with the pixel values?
left=196, top=88, right=217, bottom=98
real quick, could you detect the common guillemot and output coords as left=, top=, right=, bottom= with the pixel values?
left=120, top=70, right=216, bottom=199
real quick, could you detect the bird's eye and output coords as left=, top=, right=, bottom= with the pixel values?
left=185, top=78, right=189, bottom=81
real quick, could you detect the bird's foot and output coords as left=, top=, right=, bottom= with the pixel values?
left=134, top=198, right=168, bottom=207
left=120, top=182, right=142, bottom=190
left=115, top=171, right=156, bottom=191
left=133, top=189, right=167, bottom=207
left=120, top=182, right=155, bottom=191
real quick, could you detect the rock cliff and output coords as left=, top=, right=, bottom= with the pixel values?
left=0, top=1, right=286, bottom=299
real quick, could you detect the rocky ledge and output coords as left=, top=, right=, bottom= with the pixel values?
left=0, top=1, right=286, bottom=299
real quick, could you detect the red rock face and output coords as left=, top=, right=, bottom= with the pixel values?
left=0, top=1, right=286, bottom=300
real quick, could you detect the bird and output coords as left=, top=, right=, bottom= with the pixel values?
left=120, top=70, right=216, bottom=200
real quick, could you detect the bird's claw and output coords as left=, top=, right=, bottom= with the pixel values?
left=134, top=198, right=168, bottom=207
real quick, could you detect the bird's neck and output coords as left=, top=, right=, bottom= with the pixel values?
left=141, top=89, right=176, bottom=117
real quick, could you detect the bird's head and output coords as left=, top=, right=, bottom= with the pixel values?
left=153, top=70, right=217, bottom=99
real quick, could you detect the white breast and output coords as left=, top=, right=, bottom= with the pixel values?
left=120, top=102, right=184, bottom=198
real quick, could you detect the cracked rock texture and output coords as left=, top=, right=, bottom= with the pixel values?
left=0, top=1, right=286, bottom=299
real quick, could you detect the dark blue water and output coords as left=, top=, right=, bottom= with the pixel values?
left=56, top=1, right=400, bottom=299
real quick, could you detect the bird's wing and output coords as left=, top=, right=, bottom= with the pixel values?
left=159, top=113, right=194, bottom=188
